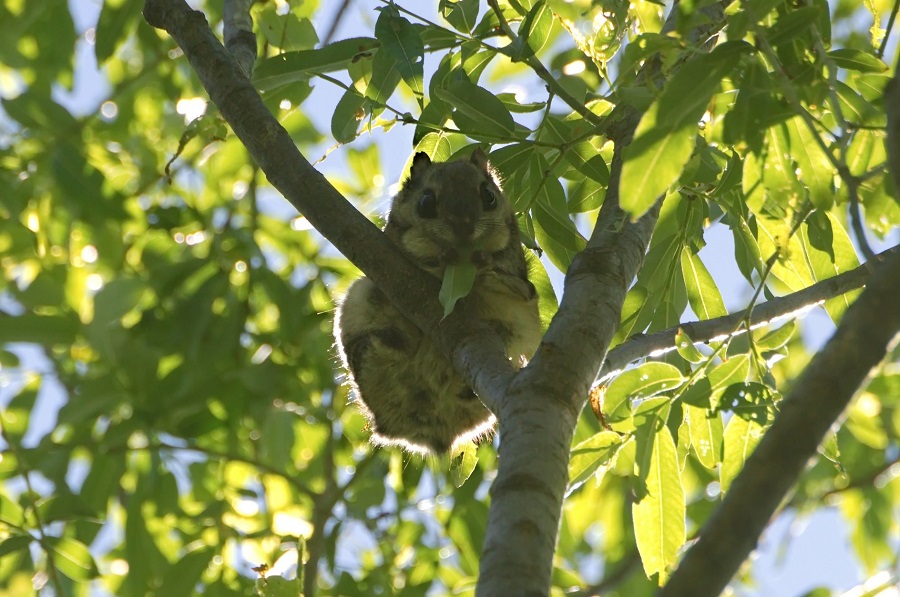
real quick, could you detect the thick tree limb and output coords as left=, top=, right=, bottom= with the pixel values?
left=598, top=245, right=899, bottom=382
left=476, top=3, right=728, bottom=592
left=142, top=0, right=516, bottom=409
left=478, top=146, right=661, bottom=595
left=885, top=48, right=900, bottom=194
left=223, top=0, right=257, bottom=76
left=659, top=249, right=900, bottom=597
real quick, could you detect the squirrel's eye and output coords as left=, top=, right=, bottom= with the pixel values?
left=481, top=184, right=498, bottom=211
left=417, top=190, right=438, bottom=219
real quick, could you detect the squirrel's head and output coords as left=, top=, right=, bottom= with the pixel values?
left=391, top=148, right=515, bottom=268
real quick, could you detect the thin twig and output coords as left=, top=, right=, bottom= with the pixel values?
left=322, top=0, right=352, bottom=45
left=877, top=0, right=900, bottom=59
left=597, top=244, right=899, bottom=383
left=485, top=0, right=608, bottom=130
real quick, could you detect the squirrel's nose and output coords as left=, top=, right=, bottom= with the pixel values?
left=447, top=215, right=475, bottom=238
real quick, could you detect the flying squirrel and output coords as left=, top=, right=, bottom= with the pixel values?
left=334, top=148, right=542, bottom=454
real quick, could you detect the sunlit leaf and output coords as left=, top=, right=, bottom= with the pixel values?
left=621, top=41, right=752, bottom=219
left=450, top=442, right=479, bottom=487
left=680, top=249, right=727, bottom=320
left=827, top=48, right=888, bottom=73
left=435, top=79, right=517, bottom=138
left=633, top=399, right=684, bottom=584
left=687, top=405, right=723, bottom=469
left=674, top=328, right=705, bottom=363
left=604, top=363, right=686, bottom=423
left=568, top=431, right=625, bottom=491
left=721, top=415, right=764, bottom=492
left=375, top=7, right=425, bottom=105
left=524, top=250, right=558, bottom=331
left=440, top=0, right=480, bottom=33
left=48, top=537, right=99, bottom=581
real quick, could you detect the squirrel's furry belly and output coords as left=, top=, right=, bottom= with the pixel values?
left=336, top=274, right=538, bottom=454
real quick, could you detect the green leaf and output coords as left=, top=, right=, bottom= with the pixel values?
left=764, top=6, right=821, bottom=47
left=533, top=219, right=579, bottom=272
left=720, top=382, right=778, bottom=425
left=77, top=453, right=126, bottom=512
left=621, top=41, right=752, bottom=219
left=259, top=575, right=305, bottom=597
left=435, top=79, right=517, bottom=138
left=852, top=73, right=893, bottom=102
left=92, top=278, right=147, bottom=324
left=686, top=405, right=723, bottom=469
left=256, top=9, right=319, bottom=51
left=674, top=328, right=705, bottom=364
left=37, top=494, right=96, bottom=524
left=364, top=48, right=403, bottom=108
left=496, top=92, right=546, bottom=113
left=632, top=402, right=684, bottom=584
left=489, top=142, right=536, bottom=189
left=679, top=354, right=751, bottom=408
left=517, top=0, right=553, bottom=58
left=835, top=80, right=886, bottom=128
left=720, top=414, right=764, bottom=492
left=565, top=142, right=610, bottom=185
left=0, top=314, right=79, bottom=345
left=604, top=363, right=686, bottom=423
left=0, top=535, right=32, bottom=558
left=413, top=131, right=454, bottom=163
left=524, top=250, right=558, bottom=331
left=253, top=37, right=379, bottom=90
left=754, top=320, right=797, bottom=351
left=827, top=48, right=888, bottom=73
left=450, top=442, right=479, bottom=487
left=440, top=0, right=480, bottom=33
left=568, top=431, right=624, bottom=491
left=785, top=116, right=834, bottom=210
left=94, top=0, right=142, bottom=64
left=615, top=234, right=682, bottom=341
left=0, top=493, right=26, bottom=527
left=414, top=99, right=453, bottom=145
left=1, top=382, right=37, bottom=440
left=2, top=92, right=77, bottom=131
left=157, top=547, right=214, bottom=596
left=375, top=8, right=425, bottom=105
left=530, top=154, right=587, bottom=251
left=800, top=211, right=861, bottom=323
left=567, top=177, right=605, bottom=213
left=260, top=410, right=296, bottom=469
left=48, top=536, right=99, bottom=581
left=680, top=249, right=727, bottom=320
left=439, top=263, right=477, bottom=318
left=331, top=89, right=366, bottom=143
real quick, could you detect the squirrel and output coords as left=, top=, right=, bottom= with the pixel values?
left=334, top=148, right=542, bottom=454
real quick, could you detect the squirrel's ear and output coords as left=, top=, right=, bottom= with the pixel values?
left=410, top=152, right=432, bottom=180
left=470, top=147, right=490, bottom=172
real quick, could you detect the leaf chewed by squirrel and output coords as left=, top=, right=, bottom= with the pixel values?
left=334, top=148, right=542, bottom=454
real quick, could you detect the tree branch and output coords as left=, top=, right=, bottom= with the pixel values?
left=223, top=0, right=257, bottom=76
left=885, top=63, right=900, bottom=195
left=659, top=248, right=900, bottom=597
left=477, top=2, right=729, bottom=592
left=141, top=0, right=515, bottom=410
left=322, top=0, right=352, bottom=45
left=598, top=245, right=899, bottom=382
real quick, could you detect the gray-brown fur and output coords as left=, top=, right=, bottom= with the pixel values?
left=334, top=149, right=542, bottom=454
